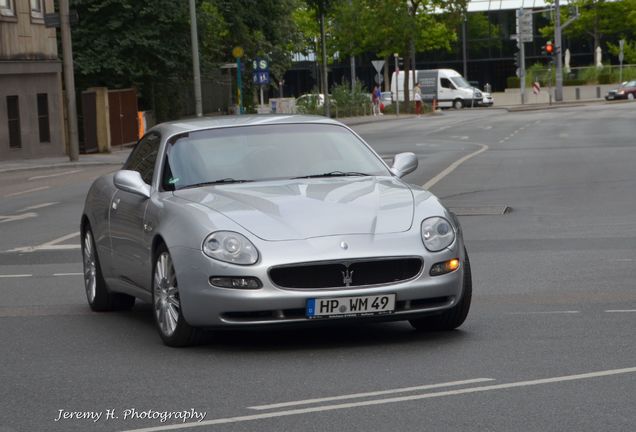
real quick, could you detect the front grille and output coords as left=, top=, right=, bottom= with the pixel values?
left=269, top=257, right=423, bottom=289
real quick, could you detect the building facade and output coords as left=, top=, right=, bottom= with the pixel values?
left=0, top=0, right=64, bottom=160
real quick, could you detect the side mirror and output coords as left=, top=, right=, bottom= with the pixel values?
left=390, top=152, right=418, bottom=178
left=113, top=170, right=151, bottom=199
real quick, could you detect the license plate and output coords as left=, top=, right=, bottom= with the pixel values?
left=307, top=294, right=396, bottom=318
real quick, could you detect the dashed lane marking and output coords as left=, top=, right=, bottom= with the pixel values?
left=7, top=231, right=81, bottom=253
left=18, top=202, right=59, bottom=212
left=27, top=169, right=83, bottom=181
left=4, top=186, right=50, bottom=197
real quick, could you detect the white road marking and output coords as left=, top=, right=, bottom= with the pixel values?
left=120, top=367, right=636, bottom=432
left=0, top=274, right=32, bottom=278
left=18, top=202, right=59, bottom=212
left=8, top=244, right=81, bottom=253
left=507, top=311, right=581, bottom=315
left=27, top=169, right=82, bottom=181
left=6, top=231, right=81, bottom=253
left=249, top=378, right=495, bottom=411
left=53, top=273, right=83, bottom=277
left=605, top=310, right=636, bottom=313
left=0, top=212, right=38, bottom=224
left=4, top=186, right=50, bottom=197
left=41, top=231, right=81, bottom=246
left=422, top=144, right=488, bottom=190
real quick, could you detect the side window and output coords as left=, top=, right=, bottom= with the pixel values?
left=123, top=133, right=161, bottom=185
left=440, top=78, right=453, bottom=89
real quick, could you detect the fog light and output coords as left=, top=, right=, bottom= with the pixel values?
left=429, top=258, right=460, bottom=276
left=209, top=277, right=262, bottom=289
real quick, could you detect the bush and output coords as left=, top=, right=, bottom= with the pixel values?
left=330, top=80, right=372, bottom=118
left=507, top=76, right=520, bottom=88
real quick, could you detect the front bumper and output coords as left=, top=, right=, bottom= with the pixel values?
left=170, top=234, right=467, bottom=328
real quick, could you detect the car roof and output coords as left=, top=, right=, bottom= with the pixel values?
left=149, top=114, right=342, bottom=137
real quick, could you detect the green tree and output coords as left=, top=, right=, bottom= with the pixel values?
left=330, top=0, right=464, bottom=110
left=540, top=0, right=636, bottom=63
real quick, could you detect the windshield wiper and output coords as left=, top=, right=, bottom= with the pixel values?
left=178, top=178, right=253, bottom=189
left=292, top=171, right=371, bottom=179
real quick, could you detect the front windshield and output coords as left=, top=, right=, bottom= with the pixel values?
left=450, top=76, right=471, bottom=88
left=163, top=123, right=390, bottom=190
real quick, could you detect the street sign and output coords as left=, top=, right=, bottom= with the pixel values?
left=232, top=46, right=244, bottom=58
left=252, top=57, right=270, bottom=85
left=532, top=82, right=541, bottom=94
left=253, top=70, right=270, bottom=85
left=516, top=9, right=533, bottom=43
left=374, top=73, right=383, bottom=84
left=371, top=60, right=385, bottom=73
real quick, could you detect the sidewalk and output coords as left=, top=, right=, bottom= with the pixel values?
left=0, top=147, right=131, bottom=174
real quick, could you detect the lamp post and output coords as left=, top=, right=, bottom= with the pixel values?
left=394, top=53, right=399, bottom=117
left=189, top=0, right=202, bottom=117
left=59, top=0, right=79, bottom=161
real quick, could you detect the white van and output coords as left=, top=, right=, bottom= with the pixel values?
left=391, top=69, right=485, bottom=109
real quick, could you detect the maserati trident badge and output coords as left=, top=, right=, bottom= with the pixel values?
left=342, top=269, right=354, bottom=287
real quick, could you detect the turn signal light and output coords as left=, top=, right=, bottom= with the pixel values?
left=209, top=277, right=262, bottom=289
left=429, top=258, right=460, bottom=276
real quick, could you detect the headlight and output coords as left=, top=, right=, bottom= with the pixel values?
left=421, top=217, right=455, bottom=252
left=202, top=231, right=259, bottom=265
left=618, top=90, right=625, bottom=95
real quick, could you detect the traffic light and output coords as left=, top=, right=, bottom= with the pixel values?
left=514, top=51, right=520, bottom=68
left=546, top=41, right=554, bottom=56
left=542, top=41, right=554, bottom=58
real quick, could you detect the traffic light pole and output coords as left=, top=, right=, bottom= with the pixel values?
left=520, top=39, right=526, bottom=105
left=554, top=0, right=563, bottom=102
left=515, top=9, right=527, bottom=105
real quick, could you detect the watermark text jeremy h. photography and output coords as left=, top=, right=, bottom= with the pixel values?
left=54, top=408, right=207, bottom=424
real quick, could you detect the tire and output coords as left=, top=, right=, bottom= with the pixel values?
left=82, top=226, right=135, bottom=311
left=152, top=244, right=201, bottom=347
left=453, top=99, right=464, bottom=110
left=628, top=93, right=635, bottom=100
left=409, top=249, right=472, bottom=331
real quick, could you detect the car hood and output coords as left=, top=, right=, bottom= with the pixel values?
left=173, top=177, right=415, bottom=241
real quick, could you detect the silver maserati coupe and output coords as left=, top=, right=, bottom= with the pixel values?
left=81, top=115, right=472, bottom=346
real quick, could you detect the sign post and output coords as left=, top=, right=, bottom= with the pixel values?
left=252, top=58, right=270, bottom=107
left=619, top=39, right=625, bottom=83
left=232, top=47, right=244, bottom=114
left=371, top=60, right=385, bottom=92
left=393, top=54, right=399, bottom=117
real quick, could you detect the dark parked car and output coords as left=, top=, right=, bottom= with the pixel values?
left=605, top=81, right=636, bottom=101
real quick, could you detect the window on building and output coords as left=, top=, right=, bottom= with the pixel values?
left=30, top=0, right=43, bottom=19
left=0, top=0, right=16, bottom=17
left=7, top=96, right=21, bottom=149
left=37, top=94, right=51, bottom=143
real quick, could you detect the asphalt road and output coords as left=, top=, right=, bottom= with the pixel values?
left=1, top=103, right=635, bottom=432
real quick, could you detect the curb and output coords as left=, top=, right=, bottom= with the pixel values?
left=0, top=160, right=125, bottom=174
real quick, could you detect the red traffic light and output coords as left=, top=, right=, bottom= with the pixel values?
left=546, top=42, right=554, bottom=54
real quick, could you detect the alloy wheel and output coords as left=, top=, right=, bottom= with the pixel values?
left=153, top=252, right=181, bottom=337
left=82, top=231, right=97, bottom=303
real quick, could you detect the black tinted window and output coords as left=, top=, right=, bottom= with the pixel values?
left=124, top=132, right=161, bottom=185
